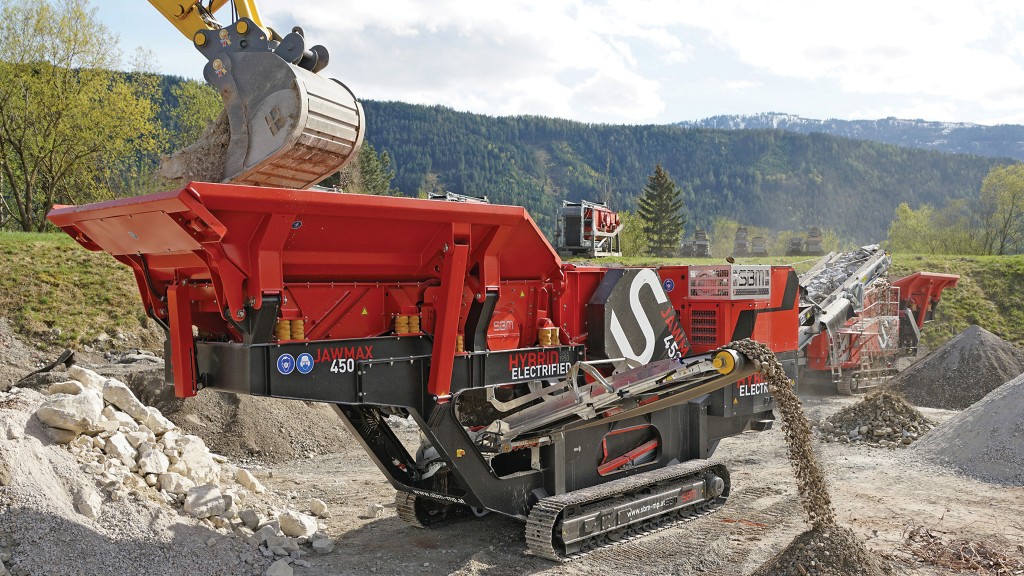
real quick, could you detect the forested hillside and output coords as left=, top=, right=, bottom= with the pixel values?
left=361, top=101, right=1009, bottom=242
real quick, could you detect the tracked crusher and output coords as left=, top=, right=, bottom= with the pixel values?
left=48, top=185, right=802, bottom=559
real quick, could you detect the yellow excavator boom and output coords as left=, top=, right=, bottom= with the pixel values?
left=145, top=0, right=365, bottom=189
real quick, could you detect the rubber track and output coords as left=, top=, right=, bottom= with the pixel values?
left=525, top=459, right=727, bottom=561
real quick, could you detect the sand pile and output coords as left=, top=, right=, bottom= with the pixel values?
left=816, top=390, right=932, bottom=448
left=888, top=325, right=1024, bottom=410
left=913, top=372, right=1024, bottom=486
left=735, top=340, right=891, bottom=576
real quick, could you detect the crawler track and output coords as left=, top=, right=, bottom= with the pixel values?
left=525, top=459, right=729, bottom=561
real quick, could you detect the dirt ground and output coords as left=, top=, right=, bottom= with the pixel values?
left=252, top=386, right=1024, bottom=576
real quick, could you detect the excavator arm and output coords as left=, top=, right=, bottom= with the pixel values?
left=147, top=1, right=365, bottom=189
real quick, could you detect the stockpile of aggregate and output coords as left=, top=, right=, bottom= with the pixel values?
left=736, top=340, right=891, bottom=576
left=816, top=390, right=933, bottom=448
left=888, top=325, right=1024, bottom=410
left=913, top=372, right=1024, bottom=486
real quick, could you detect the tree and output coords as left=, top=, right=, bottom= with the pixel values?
left=618, top=210, right=649, bottom=257
left=331, top=142, right=401, bottom=196
left=166, top=80, right=222, bottom=152
left=977, top=164, right=1024, bottom=255
left=636, top=163, right=686, bottom=257
left=0, top=0, right=157, bottom=231
left=886, top=203, right=940, bottom=253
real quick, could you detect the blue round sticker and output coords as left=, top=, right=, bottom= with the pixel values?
left=296, top=352, right=314, bottom=374
left=663, top=278, right=675, bottom=292
left=276, top=354, right=295, bottom=375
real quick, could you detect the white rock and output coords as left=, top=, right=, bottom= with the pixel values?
left=103, top=433, right=138, bottom=464
left=35, top=389, right=104, bottom=434
left=4, top=421, right=23, bottom=440
left=161, top=429, right=181, bottom=448
left=309, top=498, right=330, bottom=518
left=102, top=379, right=148, bottom=422
left=235, top=469, right=266, bottom=494
left=111, top=410, right=139, bottom=432
left=178, top=435, right=220, bottom=485
left=144, top=407, right=175, bottom=435
left=265, top=535, right=301, bottom=554
left=311, top=538, right=334, bottom=554
left=238, top=508, right=261, bottom=530
left=158, top=472, right=195, bottom=495
left=167, top=461, right=188, bottom=476
left=253, top=524, right=280, bottom=545
left=74, top=488, right=103, bottom=520
left=279, top=510, right=318, bottom=538
left=184, top=484, right=226, bottom=518
left=144, top=473, right=158, bottom=487
left=137, top=449, right=170, bottom=475
left=125, top=431, right=149, bottom=449
left=67, top=365, right=107, bottom=392
left=265, top=558, right=292, bottom=576
left=46, top=381, right=84, bottom=396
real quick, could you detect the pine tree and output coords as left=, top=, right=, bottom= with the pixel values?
left=636, top=163, right=686, bottom=257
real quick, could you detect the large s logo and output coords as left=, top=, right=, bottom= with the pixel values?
left=587, top=268, right=690, bottom=368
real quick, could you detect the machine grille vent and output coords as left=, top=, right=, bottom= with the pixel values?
left=690, top=309, right=718, bottom=345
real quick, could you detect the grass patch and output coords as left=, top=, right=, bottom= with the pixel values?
left=0, top=231, right=152, bottom=348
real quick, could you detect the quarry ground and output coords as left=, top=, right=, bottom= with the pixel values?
left=257, top=387, right=1024, bottom=576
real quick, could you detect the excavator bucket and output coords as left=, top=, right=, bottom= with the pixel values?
left=173, top=18, right=365, bottom=189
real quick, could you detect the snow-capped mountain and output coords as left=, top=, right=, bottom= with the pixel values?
left=678, top=113, right=1024, bottom=161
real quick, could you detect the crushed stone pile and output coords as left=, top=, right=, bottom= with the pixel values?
left=750, top=525, right=892, bottom=576
left=740, top=340, right=891, bottom=575
left=888, top=324, right=1024, bottom=410
left=815, top=390, right=933, bottom=448
left=802, top=245, right=882, bottom=304
left=0, top=365, right=337, bottom=576
left=913, top=372, right=1024, bottom=486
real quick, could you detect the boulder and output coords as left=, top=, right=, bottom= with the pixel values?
left=46, top=381, right=84, bottom=396
left=143, top=407, right=175, bottom=435
left=238, top=508, right=261, bottom=530
left=67, top=365, right=107, bottom=392
left=309, top=498, right=330, bottom=518
left=279, top=510, right=318, bottom=538
left=311, top=538, right=334, bottom=554
left=102, top=379, right=148, bottom=422
left=36, top=389, right=103, bottom=434
left=265, top=558, right=293, bottom=576
left=235, top=469, right=266, bottom=493
left=137, top=449, right=169, bottom=475
left=74, top=488, right=103, bottom=520
left=183, top=484, right=226, bottom=518
left=158, top=472, right=195, bottom=495
left=178, top=435, right=220, bottom=485
left=103, top=433, right=138, bottom=465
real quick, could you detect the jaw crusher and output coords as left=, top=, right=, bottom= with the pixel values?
left=48, top=183, right=800, bottom=559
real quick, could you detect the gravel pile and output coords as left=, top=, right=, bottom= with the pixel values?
left=750, top=525, right=892, bottom=576
left=888, top=324, right=1024, bottom=410
left=815, top=390, right=933, bottom=448
left=913, top=372, right=1024, bottom=486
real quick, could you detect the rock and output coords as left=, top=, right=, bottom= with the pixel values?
left=125, top=431, right=149, bottom=449
left=184, top=484, right=227, bottom=518
left=3, top=421, right=23, bottom=441
left=74, top=488, right=103, bottom=520
left=35, top=389, right=104, bottom=434
left=265, top=536, right=301, bottom=555
left=309, top=498, right=330, bottom=518
left=311, top=538, right=334, bottom=554
left=47, top=426, right=80, bottom=444
left=235, top=469, right=266, bottom=493
left=178, top=435, right=220, bottom=485
left=103, top=433, right=138, bottom=465
left=238, top=508, right=261, bottom=530
left=137, top=449, right=170, bottom=475
left=253, top=524, right=280, bottom=545
left=67, top=365, right=106, bottom=392
left=265, top=558, right=292, bottom=576
left=144, top=407, right=175, bottom=435
left=159, top=472, right=194, bottom=495
left=102, top=379, right=148, bottom=422
left=279, top=510, right=318, bottom=538
left=46, top=381, right=84, bottom=396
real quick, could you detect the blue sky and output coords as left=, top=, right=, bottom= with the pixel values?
left=98, top=0, right=1024, bottom=125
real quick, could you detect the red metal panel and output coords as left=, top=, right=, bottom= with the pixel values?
left=891, top=272, right=960, bottom=329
